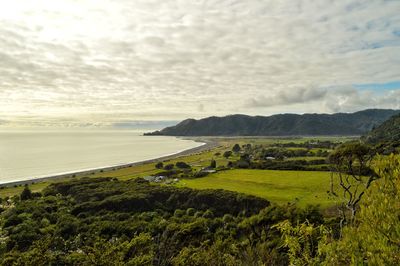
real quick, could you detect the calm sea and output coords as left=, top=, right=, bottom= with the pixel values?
left=0, top=130, right=202, bottom=184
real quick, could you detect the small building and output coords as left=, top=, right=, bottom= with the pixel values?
left=155, top=176, right=166, bottom=182
left=200, top=168, right=217, bottom=174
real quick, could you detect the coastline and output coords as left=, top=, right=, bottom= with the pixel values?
left=0, top=138, right=219, bottom=187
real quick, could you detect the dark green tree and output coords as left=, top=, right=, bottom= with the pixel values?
left=176, top=162, right=191, bottom=169
left=210, top=159, right=216, bottom=169
left=223, top=151, right=232, bottom=158
left=155, top=162, right=164, bottom=169
left=232, top=144, right=241, bottom=153
left=20, top=185, right=32, bottom=201
left=164, top=164, right=174, bottom=170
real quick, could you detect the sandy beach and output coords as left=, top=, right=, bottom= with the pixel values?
left=0, top=138, right=218, bottom=187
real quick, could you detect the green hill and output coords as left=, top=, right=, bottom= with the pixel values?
left=364, top=113, right=400, bottom=145
left=145, top=109, right=400, bottom=136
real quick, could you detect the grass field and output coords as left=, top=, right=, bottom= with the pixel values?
left=0, top=136, right=348, bottom=200
left=177, top=169, right=335, bottom=207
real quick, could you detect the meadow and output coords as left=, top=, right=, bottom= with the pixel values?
left=177, top=169, right=335, bottom=207
left=0, top=136, right=350, bottom=204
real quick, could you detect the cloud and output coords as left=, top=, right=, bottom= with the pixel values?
left=248, top=87, right=328, bottom=108
left=0, top=0, right=399, bottom=127
left=247, top=85, right=400, bottom=114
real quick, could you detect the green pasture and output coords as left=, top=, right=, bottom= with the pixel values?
left=0, top=136, right=349, bottom=199
left=177, top=169, right=335, bottom=207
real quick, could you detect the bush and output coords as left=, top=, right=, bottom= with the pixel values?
left=202, top=209, right=214, bottom=219
left=232, top=144, right=241, bottom=153
left=223, top=151, right=232, bottom=158
left=20, top=185, right=33, bottom=201
left=164, top=164, right=174, bottom=170
left=155, top=162, right=164, bottom=169
left=176, top=162, right=191, bottom=169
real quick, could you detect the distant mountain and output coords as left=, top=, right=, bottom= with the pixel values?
left=145, top=109, right=400, bottom=136
left=364, top=113, right=400, bottom=145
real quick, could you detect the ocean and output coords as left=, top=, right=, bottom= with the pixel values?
left=0, top=130, right=202, bottom=184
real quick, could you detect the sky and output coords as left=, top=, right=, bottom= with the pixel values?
left=0, top=0, right=399, bottom=128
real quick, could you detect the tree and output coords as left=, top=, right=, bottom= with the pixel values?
left=164, top=164, right=174, bottom=170
left=320, top=154, right=400, bottom=264
left=328, top=142, right=376, bottom=225
left=274, top=155, right=400, bottom=265
left=176, top=162, right=191, bottom=169
left=20, top=185, right=32, bottom=201
left=210, top=159, right=216, bottom=169
left=155, top=162, right=164, bottom=169
left=232, top=144, right=241, bottom=153
left=223, top=151, right=232, bottom=158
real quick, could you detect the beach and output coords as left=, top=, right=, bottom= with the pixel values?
left=0, top=138, right=218, bottom=187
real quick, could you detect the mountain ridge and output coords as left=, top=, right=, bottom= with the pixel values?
left=145, top=109, right=400, bottom=136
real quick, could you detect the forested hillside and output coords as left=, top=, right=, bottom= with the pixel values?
left=364, top=113, right=400, bottom=145
left=145, top=109, right=399, bottom=136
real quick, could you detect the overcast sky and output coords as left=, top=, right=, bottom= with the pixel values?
left=0, top=0, right=399, bottom=128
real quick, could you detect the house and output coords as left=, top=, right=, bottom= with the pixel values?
left=155, top=176, right=166, bottom=182
left=200, top=168, right=217, bottom=174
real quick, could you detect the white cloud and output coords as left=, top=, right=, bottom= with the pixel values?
left=0, top=0, right=399, bottom=127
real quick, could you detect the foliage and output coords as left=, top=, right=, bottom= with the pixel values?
left=274, top=155, right=400, bottom=265
left=175, top=162, right=191, bottom=169
left=20, top=185, right=32, bottom=201
left=232, top=144, right=241, bottom=153
left=209, top=159, right=216, bottom=169
left=0, top=176, right=329, bottom=265
left=223, top=151, right=232, bottom=158
left=320, top=155, right=400, bottom=265
left=155, top=162, right=164, bottom=169
left=274, top=220, right=327, bottom=266
left=328, top=142, right=376, bottom=223
left=363, top=113, right=400, bottom=146
left=163, top=163, right=174, bottom=170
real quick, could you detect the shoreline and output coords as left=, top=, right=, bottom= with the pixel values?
left=0, top=138, right=219, bottom=187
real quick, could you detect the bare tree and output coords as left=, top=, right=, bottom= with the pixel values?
left=328, top=142, right=377, bottom=228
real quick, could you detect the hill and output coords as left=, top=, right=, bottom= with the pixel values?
left=364, top=113, right=400, bottom=145
left=145, top=109, right=400, bottom=136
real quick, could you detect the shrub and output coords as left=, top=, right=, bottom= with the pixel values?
left=164, top=164, right=174, bottom=170
left=155, top=162, right=164, bottom=169
left=176, top=162, right=191, bottom=169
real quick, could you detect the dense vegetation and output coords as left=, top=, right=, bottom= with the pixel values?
left=277, top=155, right=400, bottom=265
left=0, top=177, right=326, bottom=265
left=145, top=109, right=399, bottom=136
left=158, top=140, right=335, bottom=175
left=363, top=113, right=400, bottom=154
left=1, top=152, right=399, bottom=265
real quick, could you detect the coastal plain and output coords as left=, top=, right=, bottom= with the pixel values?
left=0, top=136, right=351, bottom=207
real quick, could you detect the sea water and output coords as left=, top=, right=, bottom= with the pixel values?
left=0, top=130, right=202, bottom=184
